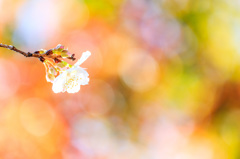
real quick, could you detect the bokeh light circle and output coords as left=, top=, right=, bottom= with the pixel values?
left=119, top=49, right=159, bottom=92
left=20, top=98, right=55, bottom=136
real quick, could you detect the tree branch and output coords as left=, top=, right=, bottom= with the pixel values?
left=0, top=43, right=74, bottom=62
left=0, top=43, right=33, bottom=56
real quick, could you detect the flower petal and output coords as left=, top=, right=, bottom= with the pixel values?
left=74, top=51, right=91, bottom=66
left=74, top=67, right=89, bottom=85
left=52, top=72, right=67, bottom=93
left=67, top=84, right=81, bottom=93
left=79, top=73, right=89, bottom=85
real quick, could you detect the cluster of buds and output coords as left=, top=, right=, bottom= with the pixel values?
left=39, top=44, right=91, bottom=93
left=35, top=44, right=76, bottom=62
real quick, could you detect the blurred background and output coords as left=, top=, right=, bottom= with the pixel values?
left=0, top=0, right=239, bottom=158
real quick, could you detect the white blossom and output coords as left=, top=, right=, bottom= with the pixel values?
left=52, top=51, right=91, bottom=93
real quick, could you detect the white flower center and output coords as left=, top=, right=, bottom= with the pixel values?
left=64, top=73, right=81, bottom=90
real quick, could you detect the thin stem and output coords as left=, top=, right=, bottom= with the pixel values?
left=0, top=43, right=32, bottom=57
left=0, top=43, right=66, bottom=62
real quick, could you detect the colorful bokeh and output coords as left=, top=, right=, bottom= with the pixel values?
left=0, top=0, right=240, bottom=158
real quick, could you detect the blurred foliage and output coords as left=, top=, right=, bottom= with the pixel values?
left=0, top=0, right=240, bottom=158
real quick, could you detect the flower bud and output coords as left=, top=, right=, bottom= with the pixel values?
left=46, top=73, right=55, bottom=83
left=56, top=61, right=70, bottom=70
left=39, top=49, right=46, bottom=54
left=55, top=44, right=64, bottom=51
left=49, top=67, right=58, bottom=76
left=45, top=49, right=53, bottom=55
left=61, top=50, right=71, bottom=58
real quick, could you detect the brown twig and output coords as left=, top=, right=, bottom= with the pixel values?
left=0, top=43, right=75, bottom=62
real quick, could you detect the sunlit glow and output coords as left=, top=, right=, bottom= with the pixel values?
left=20, top=98, right=55, bottom=136
left=0, top=0, right=239, bottom=158
left=119, top=49, right=158, bottom=91
left=0, top=59, right=20, bottom=100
